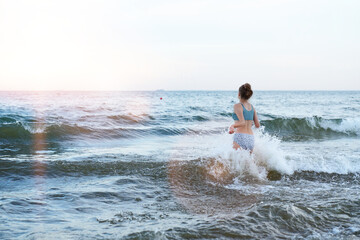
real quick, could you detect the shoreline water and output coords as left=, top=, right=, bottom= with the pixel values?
left=1, top=91, right=359, bottom=239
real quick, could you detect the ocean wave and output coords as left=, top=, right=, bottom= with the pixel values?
left=0, top=159, right=167, bottom=178
left=0, top=119, right=221, bottom=142
left=1, top=113, right=359, bottom=143
left=1, top=127, right=359, bottom=180
left=0, top=122, right=98, bottom=140
left=2, top=156, right=359, bottom=183
left=107, top=113, right=155, bottom=124
left=261, top=116, right=360, bottom=140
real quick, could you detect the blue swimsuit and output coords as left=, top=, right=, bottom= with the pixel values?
left=232, top=103, right=254, bottom=121
left=232, top=103, right=255, bottom=151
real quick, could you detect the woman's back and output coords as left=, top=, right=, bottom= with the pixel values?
left=233, top=102, right=255, bottom=135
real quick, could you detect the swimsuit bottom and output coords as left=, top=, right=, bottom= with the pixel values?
left=233, top=133, right=254, bottom=151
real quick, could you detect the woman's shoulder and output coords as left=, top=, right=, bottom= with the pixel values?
left=233, top=103, right=242, bottom=107
left=233, top=103, right=243, bottom=111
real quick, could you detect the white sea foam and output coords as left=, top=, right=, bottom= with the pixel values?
left=194, top=127, right=294, bottom=180
left=307, top=116, right=360, bottom=135
left=283, top=138, right=360, bottom=174
left=189, top=126, right=360, bottom=180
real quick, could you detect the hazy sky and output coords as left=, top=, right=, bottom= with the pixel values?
left=0, top=0, right=359, bottom=91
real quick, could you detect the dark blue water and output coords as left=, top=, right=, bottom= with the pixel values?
left=1, top=91, right=359, bottom=239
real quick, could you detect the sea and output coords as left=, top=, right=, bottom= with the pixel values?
left=0, top=90, right=359, bottom=239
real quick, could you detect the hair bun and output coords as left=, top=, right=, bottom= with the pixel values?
left=239, top=83, right=253, bottom=100
left=243, top=83, right=251, bottom=90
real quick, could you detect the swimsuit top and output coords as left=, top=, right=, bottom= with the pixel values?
left=232, top=103, right=254, bottom=121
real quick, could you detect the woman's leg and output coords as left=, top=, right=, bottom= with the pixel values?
left=233, top=133, right=243, bottom=150
left=233, top=141, right=242, bottom=150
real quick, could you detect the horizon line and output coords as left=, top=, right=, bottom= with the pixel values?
left=0, top=89, right=359, bottom=92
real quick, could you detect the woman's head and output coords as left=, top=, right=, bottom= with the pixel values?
left=238, top=83, right=253, bottom=100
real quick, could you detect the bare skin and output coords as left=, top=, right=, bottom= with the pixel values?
left=229, top=94, right=260, bottom=151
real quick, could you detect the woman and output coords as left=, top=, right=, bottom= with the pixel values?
left=229, top=83, right=260, bottom=151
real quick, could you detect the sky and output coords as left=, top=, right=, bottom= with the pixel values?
left=0, top=0, right=359, bottom=91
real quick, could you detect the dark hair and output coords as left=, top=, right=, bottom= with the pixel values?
left=239, top=83, right=253, bottom=100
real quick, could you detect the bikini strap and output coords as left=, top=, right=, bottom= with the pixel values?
left=241, top=103, right=252, bottom=111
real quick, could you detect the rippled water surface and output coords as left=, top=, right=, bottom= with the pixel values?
left=1, top=91, right=360, bottom=239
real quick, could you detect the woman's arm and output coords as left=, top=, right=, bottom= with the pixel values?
left=228, top=125, right=235, bottom=134
left=253, top=109, right=260, bottom=128
left=232, top=104, right=246, bottom=128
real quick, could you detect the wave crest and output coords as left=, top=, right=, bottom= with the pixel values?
left=261, top=116, right=360, bottom=140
